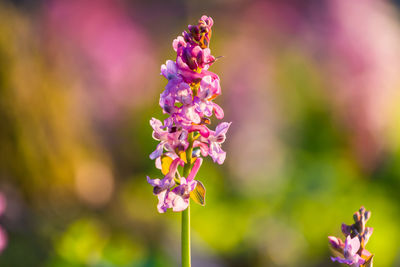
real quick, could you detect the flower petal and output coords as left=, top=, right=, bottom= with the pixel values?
left=187, top=158, right=203, bottom=181
left=166, top=158, right=184, bottom=178
left=346, top=236, right=360, bottom=256
left=156, top=190, right=169, bottom=213
left=213, top=103, right=224, bottom=119
left=193, top=140, right=209, bottom=157
left=215, top=122, right=231, bottom=136
left=172, top=194, right=189, bottom=212
left=189, top=125, right=210, bottom=138
left=147, top=176, right=161, bottom=187
left=209, top=141, right=226, bottom=164
left=149, top=141, right=165, bottom=160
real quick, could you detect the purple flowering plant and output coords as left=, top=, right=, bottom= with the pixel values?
left=329, top=207, right=374, bottom=267
left=147, top=16, right=230, bottom=266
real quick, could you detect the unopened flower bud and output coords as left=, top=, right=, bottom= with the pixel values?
left=328, top=236, right=344, bottom=251
left=359, top=206, right=366, bottom=214
left=364, top=210, right=371, bottom=222
left=341, top=223, right=352, bottom=236
left=354, top=212, right=361, bottom=223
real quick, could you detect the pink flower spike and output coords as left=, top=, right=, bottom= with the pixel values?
left=147, top=16, right=230, bottom=215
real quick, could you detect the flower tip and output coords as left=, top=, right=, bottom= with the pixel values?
left=328, top=236, right=337, bottom=242
left=364, top=210, right=371, bottom=221
left=328, top=236, right=347, bottom=255
left=341, top=223, right=352, bottom=236
left=328, top=236, right=341, bottom=249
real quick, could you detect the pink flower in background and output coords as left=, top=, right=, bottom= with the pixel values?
left=318, top=0, right=400, bottom=170
left=147, top=16, right=230, bottom=213
left=329, top=207, right=374, bottom=266
left=45, top=0, right=157, bottom=120
left=0, top=193, right=7, bottom=253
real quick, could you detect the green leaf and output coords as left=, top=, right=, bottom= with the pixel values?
left=190, top=180, right=206, bottom=206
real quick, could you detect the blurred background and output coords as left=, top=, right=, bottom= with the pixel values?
left=1, top=0, right=400, bottom=266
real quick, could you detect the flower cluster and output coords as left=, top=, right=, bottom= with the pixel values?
left=147, top=16, right=231, bottom=213
left=329, top=207, right=374, bottom=267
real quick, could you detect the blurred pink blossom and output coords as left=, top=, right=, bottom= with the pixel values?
left=0, top=193, right=7, bottom=253
left=321, top=0, right=400, bottom=169
left=44, top=0, right=157, bottom=119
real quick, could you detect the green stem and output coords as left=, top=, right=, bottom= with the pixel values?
left=181, top=132, right=193, bottom=267
left=181, top=204, right=190, bottom=267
